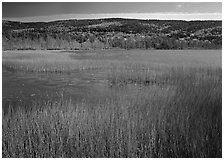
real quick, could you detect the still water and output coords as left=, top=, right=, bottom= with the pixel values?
left=2, top=68, right=109, bottom=112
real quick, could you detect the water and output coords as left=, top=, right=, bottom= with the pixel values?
left=2, top=68, right=109, bottom=112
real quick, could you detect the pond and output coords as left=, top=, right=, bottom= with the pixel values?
left=2, top=68, right=110, bottom=112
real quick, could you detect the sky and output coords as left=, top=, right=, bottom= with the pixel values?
left=2, top=2, right=222, bottom=22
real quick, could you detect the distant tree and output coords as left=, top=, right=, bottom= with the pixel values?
left=89, top=34, right=96, bottom=49
left=75, top=33, right=87, bottom=49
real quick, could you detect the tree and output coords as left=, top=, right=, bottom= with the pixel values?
left=76, top=33, right=87, bottom=49
left=89, top=34, right=96, bottom=49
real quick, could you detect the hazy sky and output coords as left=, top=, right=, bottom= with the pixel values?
left=2, top=2, right=222, bottom=22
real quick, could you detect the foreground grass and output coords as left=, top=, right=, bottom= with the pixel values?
left=2, top=66, right=221, bottom=158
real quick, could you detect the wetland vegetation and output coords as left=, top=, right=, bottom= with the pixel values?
left=2, top=49, right=222, bottom=158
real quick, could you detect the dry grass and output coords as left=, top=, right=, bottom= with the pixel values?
left=2, top=50, right=221, bottom=73
left=2, top=63, right=222, bottom=157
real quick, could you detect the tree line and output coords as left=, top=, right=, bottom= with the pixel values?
left=2, top=18, right=222, bottom=50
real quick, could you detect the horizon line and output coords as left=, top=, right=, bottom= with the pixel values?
left=3, top=12, right=222, bottom=22
left=3, top=17, right=222, bottom=23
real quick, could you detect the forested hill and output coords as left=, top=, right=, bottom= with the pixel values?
left=2, top=18, right=222, bottom=50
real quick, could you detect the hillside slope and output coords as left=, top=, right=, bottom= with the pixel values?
left=2, top=18, right=222, bottom=50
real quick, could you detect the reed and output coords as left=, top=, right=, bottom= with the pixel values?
left=3, top=66, right=221, bottom=158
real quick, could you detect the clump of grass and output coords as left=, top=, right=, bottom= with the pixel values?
left=108, top=63, right=164, bottom=86
left=3, top=66, right=221, bottom=158
left=108, top=63, right=221, bottom=88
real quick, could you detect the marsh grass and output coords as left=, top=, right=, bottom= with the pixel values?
left=2, top=51, right=128, bottom=74
left=2, top=65, right=221, bottom=158
left=108, top=63, right=221, bottom=87
left=3, top=55, right=101, bottom=73
left=3, top=50, right=221, bottom=74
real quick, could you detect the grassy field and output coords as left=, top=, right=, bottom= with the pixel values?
left=2, top=49, right=222, bottom=158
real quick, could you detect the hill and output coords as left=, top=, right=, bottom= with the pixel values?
left=2, top=18, right=222, bottom=50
